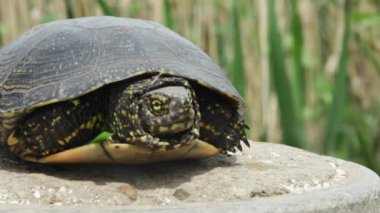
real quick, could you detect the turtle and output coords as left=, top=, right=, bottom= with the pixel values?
left=0, top=16, right=249, bottom=164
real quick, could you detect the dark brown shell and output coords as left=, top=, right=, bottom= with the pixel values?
left=0, top=17, right=241, bottom=114
left=0, top=16, right=243, bottom=144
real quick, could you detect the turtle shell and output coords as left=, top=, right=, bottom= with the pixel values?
left=0, top=17, right=243, bottom=143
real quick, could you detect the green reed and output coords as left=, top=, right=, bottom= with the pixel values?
left=267, top=0, right=306, bottom=148
left=229, top=0, right=246, bottom=98
left=324, top=0, right=351, bottom=153
left=97, top=0, right=116, bottom=16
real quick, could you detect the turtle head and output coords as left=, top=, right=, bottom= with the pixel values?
left=139, top=86, right=196, bottom=135
left=108, top=76, right=200, bottom=149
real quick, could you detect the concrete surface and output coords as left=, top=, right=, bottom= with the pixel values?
left=0, top=141, right=379, bottom=212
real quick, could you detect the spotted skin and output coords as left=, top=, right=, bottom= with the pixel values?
left=106, top=76, right=200, bottom=150
left=196, top=86, right=249, bottom=153
left=7, top=76, right=201, bottom=159
left=7, top=75, right=248, bottom=160
left=8, top=90, right=107, bottom=159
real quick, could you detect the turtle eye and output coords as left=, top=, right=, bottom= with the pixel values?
left=152, top=99, right=162, bottom=110
left=150, top=99, right=167, bottom=115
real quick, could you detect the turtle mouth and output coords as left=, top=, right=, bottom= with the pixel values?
left=145, top=106, right=195, bottom=135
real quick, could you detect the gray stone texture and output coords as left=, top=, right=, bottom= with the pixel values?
left=0, top=142, right=379, bottom=212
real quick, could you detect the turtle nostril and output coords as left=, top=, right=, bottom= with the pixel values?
left=187, top=108, right=195, bottom=120
left=172, top=105, right=194, bottom=121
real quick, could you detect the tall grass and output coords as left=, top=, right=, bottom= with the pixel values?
left=349, top=107, right=380, bottom=172
left=213, top=0, right=228, bottom=69
left=64, top=0, right=74, bottom=18
left=229, top=0, right=246, bottom=98
left=163, top=0, right=174, bottom=29
left=290, top=0, right=305, bottom=109
left=97, top=0, right=116, bottom=16
left=324, top=0, right=351, bottom=153
left=267, top=0, right=306, bottom=148
left=353, top=14, right=380, bottom=77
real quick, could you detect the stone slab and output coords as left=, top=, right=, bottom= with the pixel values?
left=0, top=142, right=379, bottom=212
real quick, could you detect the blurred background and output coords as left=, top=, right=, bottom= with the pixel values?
left=0, top=0, right=379, bottom=173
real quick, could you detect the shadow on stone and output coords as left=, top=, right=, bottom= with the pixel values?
left=0, top=148, right=238, bottom=190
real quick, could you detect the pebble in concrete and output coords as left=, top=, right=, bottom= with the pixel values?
left=0, top=142, right=379, bottom=212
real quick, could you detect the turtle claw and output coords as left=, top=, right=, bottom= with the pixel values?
left=236, top=143, right=243, bottom=152
left=228, top=144, right=237, bottom=153
left=242, top=138, right=250, bottom=147
left=208, top=118, right=250, bottom=155
left=239, top=121, right=250, bottom=148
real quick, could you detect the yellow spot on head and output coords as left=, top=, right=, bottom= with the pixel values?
left=192, top=128, right=200, bottom=136
left=7, top=131, right=18, bottom=146
left=159, top=126, right=169, bottom=133
left=64, top=136, right=72, bottom=143
left=140, top=135, right=148, bottom=143
left=171, top=123, right=185, bottom=131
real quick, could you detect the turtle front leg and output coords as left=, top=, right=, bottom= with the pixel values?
left=108, top=133, right=162, bottom=148
left=7, top=93, right=107, bottom=160
left=198, top=94, right=250, bottom=153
